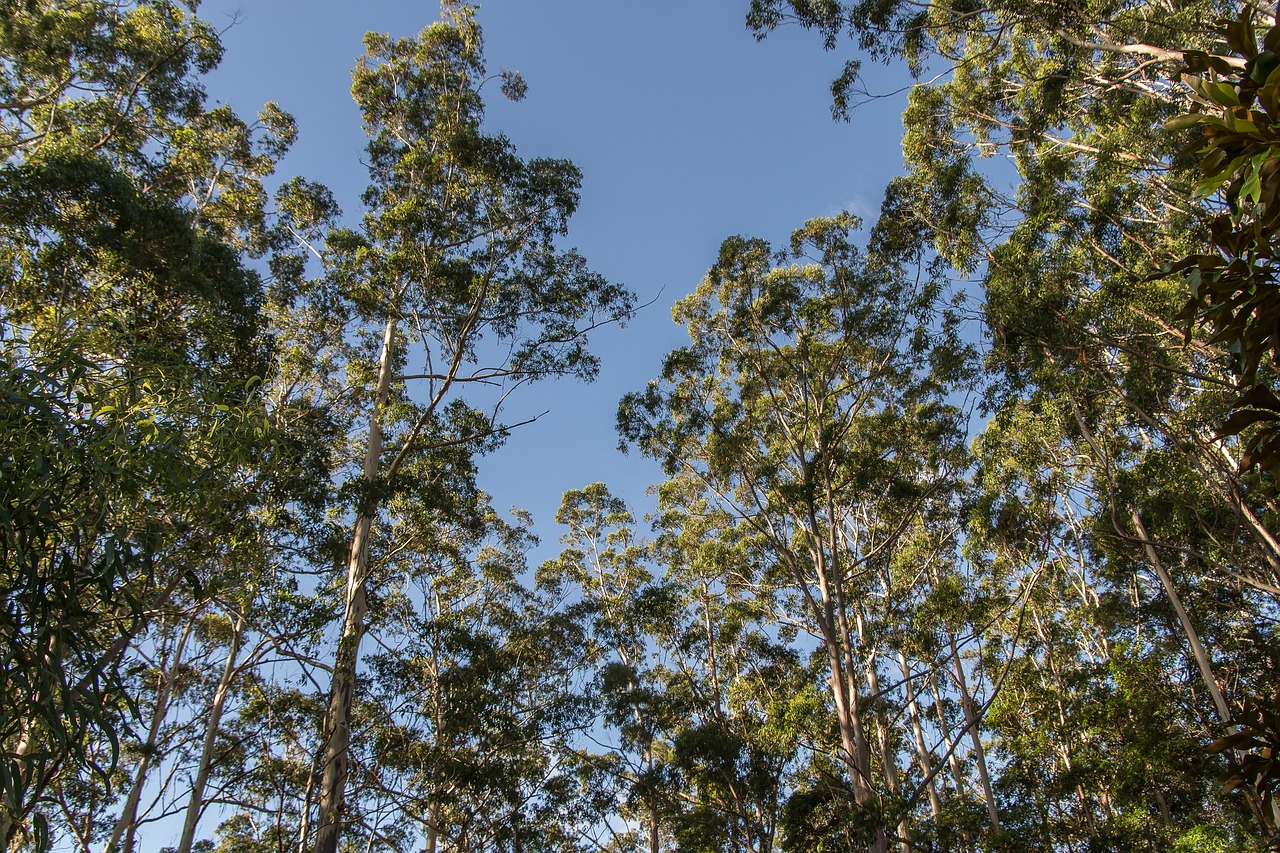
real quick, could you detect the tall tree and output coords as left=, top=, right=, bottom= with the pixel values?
left=620, top=214, right=975, bottom=851
left=308, top=6, right=633, bottom=852
left=540, top=484, right=673, bottom=853
left=0, top=1, right=305, bottom=845
left=353, top=502, right=591, bottom=853
left=747, top=3, right=1280, bottom=844
left=650, top=481, right=816, bottom=853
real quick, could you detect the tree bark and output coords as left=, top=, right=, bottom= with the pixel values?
left=899, top=652, right=942, bottom=821
left=926, top=671, right=967, bottom=800
left=313, top=317, right=397, bottom=853
left=105, top=613, right=195, bottom=853
left=424, top=802, right=438, bottom=853
left=1129, top=510, right=1230, bottom=723
left=857, top=611, right=907, bottom=852
left=948, top=635, right=1000, bottom=831
left=176, top=611, right=247, bottom=853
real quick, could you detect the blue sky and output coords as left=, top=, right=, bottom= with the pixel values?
left=199, top=0, right=911, bottom=555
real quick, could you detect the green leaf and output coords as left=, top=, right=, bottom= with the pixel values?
left=1164, top=113, right=1205, bottom=131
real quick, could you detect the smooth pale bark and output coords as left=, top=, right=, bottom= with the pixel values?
left=176, top=611, right=247, bottom=853
left=824, top=601, right=873, bottom=803
left=805, top=480, right=884, bottom=853
left=1063, top=385, right=1231, bottom=725
left=927, top=672, right=968, bottom=798
left=796, top=539, right=869, bottom=802
left=803, top=492, right=878, bottom=844
left=899, top=652, right=942, bottom=821
left=424, top=803, right=438, bottom=853
left=1129, top=510, right=1230, bottom=723
left=948, top=635, right=1000, bottom=831
left=313, top=317, right=397, bottom=853
left=105, top=614, right=196, bottom=853
left=296, top=752, right=318, bottom=853
left=856, top=609, right=908, bottom=852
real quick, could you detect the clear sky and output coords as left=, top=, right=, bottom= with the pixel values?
left=198, top=0, right=910, bottom=556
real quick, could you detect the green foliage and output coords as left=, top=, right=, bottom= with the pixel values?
left=10, top=1, right=1280, bottom=851
left=302, top=6, right=635, bottom=852
left=748, top=1, right=1280, bottom=849
left=333, top=3, right=633, bottom=385
left=0, top=1, right=311, bottom=846
left=1210, top=691, right=1280, bottom=847
left=621, top=213, right=979, bottom=849
left=1167, top=10, right=1280, bottom=479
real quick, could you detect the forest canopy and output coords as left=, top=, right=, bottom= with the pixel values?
left=2, top=1, right=1279, bottom=852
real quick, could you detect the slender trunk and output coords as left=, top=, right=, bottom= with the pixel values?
left=176, top=612, right=248, bottom=853
left=857, top=612, right=907, bottom=852
left=0, top=724, right=35, bottom=848
left=927, top=671, right=967, bottom=799
left=1129, top=510, right=1230, bottom=723
left=807, top=545, right=867, bottom=802
left=899, top=652, right=942, bottom=820
left=822, top=511, right=891, bottom=853
left=701, top=583, right=723, bottom=716
left=648, top=802, right=659, bottom=853
left=106, top=615, right=195, bottom=853
left=1208, top=440, right=1280, bottom=583
left=948, top=635, right=1000, bottom=831
left=1060, top=383, right=1230, bottom=721
left=314, top=318, right=397, bottom=853
left=817, top=616, right=868, bottom=799
left=811, top=487, right=880, bottom=852
left=296, top=750, right=318, bottom=853
left=1153, top=789, right=1172, bottom=828
left=425, top=802, right=439, bottom=853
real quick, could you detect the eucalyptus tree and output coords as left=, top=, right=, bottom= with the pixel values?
left=746, top=0, right=1280, bottom=840
left=619, top=214, right=975, bottom=851
left=542, top=482, right=811, bottom=853
left=649, top=482, right=816, bottom=853
left=741, top=0, right=1271, bottom=511
left=539, top=483, right=673, bottom=853
left=330, top=499, right=591, bottom=853
left=0, top=1, right=310, bottom=845
left=308, top=6, right=633, bottom=852
left=742, top=0, right=1280, bottom=589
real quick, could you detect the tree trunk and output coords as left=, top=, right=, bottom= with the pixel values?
left=948, top=635, right=1000, bottom=831
left=177, top=611, right=247, bottom=853
left=926, top=671, right=967, bottom=799
left=1129, top=509, right=1230, bottom=723
left=105, top=614, right=195, bottom=853
left=899, top=652, right=942, bottom=821
left=818, top=488, right=887, bottom=853
left=857, top=611, right=907, bottom=852
left=424, top=802, right=439, bottom=853
left=314, top=317, right=397, bottom=853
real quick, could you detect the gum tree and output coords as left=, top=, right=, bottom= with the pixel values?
left=619, top=214, right=974, bottom=851
left=309, top=6, right=633, bottom=852
left=0, top=1, right=303, bottom=844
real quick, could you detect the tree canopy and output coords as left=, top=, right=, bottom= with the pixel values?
left=3, top=1, right=1280, bottom=851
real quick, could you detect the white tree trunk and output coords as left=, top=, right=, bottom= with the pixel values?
left=104, top=615, right=195, bottom=853
left=176, top=611, right=247, bottom=853
left=899, top=651, right=942, bottom=820
left=948, top=635, right=1000, bottom=831
left=1130, top=510, right=1230, bottom=723
left=313, top=317, right=397, bottom=853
